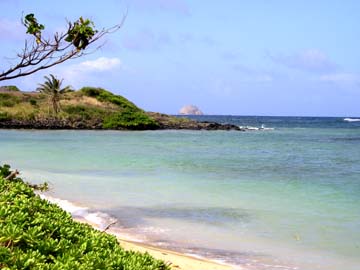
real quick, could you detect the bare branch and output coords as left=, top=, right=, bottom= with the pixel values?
left=5, top=170, right=19, bottom=181
left=103, top=221, right=117, bottom=232
left=0, top=13, right=126, bottom=81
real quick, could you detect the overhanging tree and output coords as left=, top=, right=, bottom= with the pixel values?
left=0, top=13, right=125, bottom=81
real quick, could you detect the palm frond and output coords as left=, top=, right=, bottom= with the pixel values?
left=37, top=74, right=70, bottom=114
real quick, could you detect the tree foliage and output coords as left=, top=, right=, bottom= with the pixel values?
left=0, top=13, right=125, bottom=81
left=37, top=74, right=72, bottom=114
left=24, top=13, right=45, bottom=43
left=65, top=17, right=97, bottom=50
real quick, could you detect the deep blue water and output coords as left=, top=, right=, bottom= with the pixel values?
left=180, top=115, right=360, bottom=129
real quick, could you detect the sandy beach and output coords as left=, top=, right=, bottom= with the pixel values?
left=116, top=238, right=235, bottom=270
left=75, top=217, right=235, bottom=270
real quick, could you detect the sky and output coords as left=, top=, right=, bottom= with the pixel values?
left=1, top=0, right=360, bottom=116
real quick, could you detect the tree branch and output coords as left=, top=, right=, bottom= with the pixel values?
left=0, top=13, right=126, bottom=81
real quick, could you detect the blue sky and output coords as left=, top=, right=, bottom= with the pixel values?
left=1, top=0, right=360, bottom=116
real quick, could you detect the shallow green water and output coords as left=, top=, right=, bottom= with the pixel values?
left=1, top=120, right=359, bottom=269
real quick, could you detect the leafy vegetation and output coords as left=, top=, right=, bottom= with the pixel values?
left=24, top=13, right=45, bottom=43
left=0, top=93, right=21, bottom=107
left=62, top=105, right=107, bottom=122
left=37, top=74, right=72, bottom=115
left=0, top=86, right=159, bottom=129
left=103, top=111, right=158, bottom=129
left=0, top=85, right=209, bottom=130
left=65, top=17, right=97, bottom=50
left=29, top=99, right=38, bottom=106
left=0, top=86, right=21, bottom=92
left=0, top=165, right=170, bottom=270
left=80, top=87, right=159, bottom=129
left=0, top=112, right=10, bottom=121
left=80, top=87, right=140, bottom=110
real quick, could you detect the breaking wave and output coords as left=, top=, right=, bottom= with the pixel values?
left=38, top=194, right=116, bottom=230
left=344, top=118, right=360, bottom=122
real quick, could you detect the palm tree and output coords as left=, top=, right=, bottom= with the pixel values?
left=37, top=74, right=72, bottom=114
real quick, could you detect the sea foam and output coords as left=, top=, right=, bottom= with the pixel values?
left=38, top=194, right=116, bottom=230
left=344, top=118, right=360, bottom=122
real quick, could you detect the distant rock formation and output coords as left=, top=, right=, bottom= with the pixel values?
left=179, top=105, right=203, bottom=115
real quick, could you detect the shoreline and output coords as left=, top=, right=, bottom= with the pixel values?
left=75, top=217, right=236, bottom=270
left=21, top=167, right=360, bottom=270
left=38, top=193, right=236, bottom=270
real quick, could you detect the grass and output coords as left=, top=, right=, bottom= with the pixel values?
left=0, top=112, right=11, bottom=121
left=62, top=105, right=108, bottom=121
left=0, top=164, right=170, bottom=270
left=0, top=86, right=201, bottom=130
left=0, top=93, right=21, bottom=107
left=0, top=87, right=159, bottom=129
left=0, top=92, right=48, bottom=120
left=0, top=85, right=21, bottom=92
left=80, top=87, right=159, bottom=129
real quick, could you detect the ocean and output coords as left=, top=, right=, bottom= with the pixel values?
left=0, top=116, right=359, bottom=270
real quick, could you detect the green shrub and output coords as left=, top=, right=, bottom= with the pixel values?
left=80, top=87, right=159, bottom=129
left=0, top=164, right=11, bottom=177
left=63, top=105, right=106, bottom=120
left=79, top=86, right=103, bottom=97
left=103, top=111, right=159, bottom=129
left=80, top=87, right=139, bottom=110
left=1, top=85, right=21, bottom=92
left=26, top=112, right=37, bottom=120
left=29, top=99, right=37, bottom=106
left=0, top=164, right=170, bottom=270
left=0, top=93, right=21, bottom=107
left=0, top=112, right=10, bottom=121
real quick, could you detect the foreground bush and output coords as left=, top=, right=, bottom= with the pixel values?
left=0, top=165, right=169, bottom=270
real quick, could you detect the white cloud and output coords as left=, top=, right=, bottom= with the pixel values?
left=57, top=57, right=122, bottom=88
left=76, top=57, right=121, bottom=72
left=64, top=57, right=121, bottom=79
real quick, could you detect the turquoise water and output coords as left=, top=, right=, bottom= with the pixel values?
left=0, top=117, right=360, bottom=270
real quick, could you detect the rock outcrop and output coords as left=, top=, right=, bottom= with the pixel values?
left=0, top=118, right=104, bottom=130
left=0, top=115, right=246, bottom=131
left=179, top=105, right=203, bottom=115
left=147, top=112, right=245, bottom=131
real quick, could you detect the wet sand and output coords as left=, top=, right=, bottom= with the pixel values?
left=75, top=217, right=236, bottom=270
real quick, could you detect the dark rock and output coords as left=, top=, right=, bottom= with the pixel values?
left=146, top=112, right=243, bottom=131
left=0, top=113, right=245, bottom=131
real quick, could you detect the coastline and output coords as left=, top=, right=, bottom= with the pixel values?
left=39, top=194, right=236, bottom=270
left=78, top=217, right=235, bottom=270
left=0, top=88, right=243, bottom=131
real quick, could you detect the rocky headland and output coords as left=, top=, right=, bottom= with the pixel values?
left=0, top=87, right=244, bottom=131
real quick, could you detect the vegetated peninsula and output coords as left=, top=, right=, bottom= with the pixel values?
left=0, top=86, right=242, bottom=131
